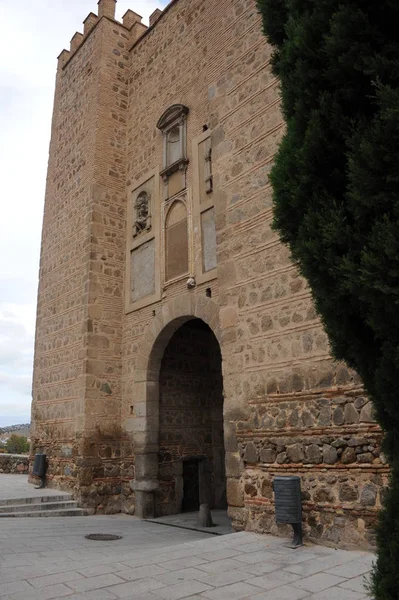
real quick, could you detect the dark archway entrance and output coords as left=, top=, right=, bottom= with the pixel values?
left=156, top=319, right=226, bottom=517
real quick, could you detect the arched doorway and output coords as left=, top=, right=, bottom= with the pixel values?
left=131, top=294, right=226, bottom=520
left=157, top=319, right=226, bottom=516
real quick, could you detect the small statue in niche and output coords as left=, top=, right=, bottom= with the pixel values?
left=133, top=191, right=151, bottom=238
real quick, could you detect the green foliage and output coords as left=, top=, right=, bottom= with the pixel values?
left=6, top=434, right=30, bottom=455
left=257, top=0, right=399, bottom=597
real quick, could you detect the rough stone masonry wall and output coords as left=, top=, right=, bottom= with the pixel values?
left=32, top=12, right=129, bottom=513
left=31, top=22, right=101, bottom=490
left=208, top=0, right=386, bottom=547
left=0, top=455, right=29, bottom=474
left=121, top=0, right=385, bottom=546
left=74, top=16, right=129, bottom=515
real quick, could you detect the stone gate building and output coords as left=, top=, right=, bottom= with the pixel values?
left=31, top=0, right=386, bottom=548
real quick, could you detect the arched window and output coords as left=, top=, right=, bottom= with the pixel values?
left=165, top=200, right=189, bottom=281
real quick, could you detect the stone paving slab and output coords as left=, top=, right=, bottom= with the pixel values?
left=146, top=510, right=233, bottom=536
left=0, top=515, right=374, bottom=600
left=0, top=475, right=71, bottom=502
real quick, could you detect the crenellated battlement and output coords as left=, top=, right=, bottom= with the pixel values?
left=57, top=49, right=70, bottom=69
left=57, top=0, right=163, bottom=67
left=149, top=9, right=163, bottom=27
left=70, top=32, right=84, bottom=53
left=83, top=12, right=99, bottom=36
left=122, top=9, right=142, bottom=29
left=97, top=0, right=116, bottom=19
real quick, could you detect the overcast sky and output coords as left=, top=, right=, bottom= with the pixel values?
left=0, top=0, right=167, bottom=427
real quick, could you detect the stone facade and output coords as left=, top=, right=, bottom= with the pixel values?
left=31, top=0, right=386, bottom=547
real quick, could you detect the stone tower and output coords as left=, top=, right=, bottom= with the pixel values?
left=31, top=0, right=144, bottom=511
left=32, top=0, right=385, bottom=546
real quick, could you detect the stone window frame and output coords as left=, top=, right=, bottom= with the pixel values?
left=125, top=167, right=161, bottom=313
left=161, top=190, right=194, bottom=289
left=192, top=129, right=218, bottom=285
left=157, top=104, right=189, bottom=182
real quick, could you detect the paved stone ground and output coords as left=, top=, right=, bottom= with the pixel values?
left=0, top=514, right=374, bottom=600
left=146, top=509, right=234, bottom=535
left=0, top=475, right=70, bottom=501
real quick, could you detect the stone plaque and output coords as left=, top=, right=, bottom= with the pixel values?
left=61, top=445, right=73, bottom=458
left=201, top=208, right=217, bottom=272
left=130, top=240, right=155, bottom=303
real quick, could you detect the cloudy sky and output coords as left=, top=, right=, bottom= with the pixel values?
left=0, top=0, right=167, bottom=427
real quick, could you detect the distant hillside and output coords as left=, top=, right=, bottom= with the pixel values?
left=0, top=424, right=30, bottom=438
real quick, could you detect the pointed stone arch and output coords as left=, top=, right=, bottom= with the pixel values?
left=130, top=293, right=222, bottom=518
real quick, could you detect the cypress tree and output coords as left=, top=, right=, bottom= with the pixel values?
left=256, top=1, right=399, bottom=597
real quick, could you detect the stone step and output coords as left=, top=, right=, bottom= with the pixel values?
left=0, top=494, right=73, bottom=507
left=0, top=501, right=79, bottom=514
left=0, top=508, right=88, bottom=518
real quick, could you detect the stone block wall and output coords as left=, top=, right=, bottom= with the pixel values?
left=32, top=12, right=130, bottom=513
left=206, top=0, right=385, bottom=546
left=31, top=21, right=100, bottom=494
left=118, top=0, right=384, bottom=546
left=236, top=390, right=386, bottom=547
left=32, top=0, right=385, bottom=547
left=0, top=454, right=29, bottom=474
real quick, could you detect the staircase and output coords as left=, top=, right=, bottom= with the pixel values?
left=0, top=494, right=88, bottom=517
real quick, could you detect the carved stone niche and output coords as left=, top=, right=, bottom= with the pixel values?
left=133, top=190, right=151, bottom=238
left=157, top=104, right=189, bottom=198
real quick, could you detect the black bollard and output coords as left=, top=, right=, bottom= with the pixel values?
left=273, top=476, right=303, bottom=548
left=32, top=453, right=47, bottom=489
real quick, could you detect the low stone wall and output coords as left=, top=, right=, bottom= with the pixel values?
left=0, top=454, right=29, bottom=474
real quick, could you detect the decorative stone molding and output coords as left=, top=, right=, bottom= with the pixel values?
left=130, top=480, right=159, bottom=492
left=159, top=158, right=189, bottom=183
left=157, top=105, right=189, bottom=188
left=157, top=104, right=189, bottom=132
